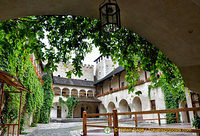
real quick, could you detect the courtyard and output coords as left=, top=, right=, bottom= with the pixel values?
left=25, top=121, right=197, bottom=136
left=0, top=1, right=200, bottom=136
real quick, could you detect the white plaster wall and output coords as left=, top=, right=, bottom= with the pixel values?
left=50, top=102, right=68, bottom=119
left=98, top=82, right=166, bottom=123
left=103, top=79, right=110, bottom=93
left=120, top=71, right=127, bottom=86
left=111, top=75, right=119, bottom=89
left=50, top=103, right=57, bottom=118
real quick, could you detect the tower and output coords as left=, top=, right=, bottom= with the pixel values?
left=94, top=55, right=118, bottom=81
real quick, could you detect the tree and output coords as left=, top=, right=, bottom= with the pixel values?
left=0, top=15, right=185, bottom=103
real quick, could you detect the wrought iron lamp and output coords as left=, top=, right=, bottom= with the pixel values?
left=99, top=0, right=121, bottom=33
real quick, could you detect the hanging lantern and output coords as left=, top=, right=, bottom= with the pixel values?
left=99, top=0, right=121, bottom=33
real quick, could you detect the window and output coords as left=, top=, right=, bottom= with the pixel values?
left=58, top=75, right=60, bottom=77
left=150, top=100, right=156, bottom=110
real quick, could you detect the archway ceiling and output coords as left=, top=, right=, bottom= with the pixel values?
left=0, top=0, right=200, bottom=92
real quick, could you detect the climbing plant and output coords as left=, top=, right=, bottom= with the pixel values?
left=59, top=96, right=79, bottom=118
left=0, top=20, right=44, bottom=133
left=40, top=74, right=54, bottom=123
left=0, top=16, right=185, bottom=95
left=148, top=71, right=186, bottom=123
left=0, top=15, right=187, bottom=128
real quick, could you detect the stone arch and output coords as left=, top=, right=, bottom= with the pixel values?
left=99, top=104, right=106, bottom=114
left=119, top=99, right=131, bottom=119
left=50, top=102, right=68, bottom=118
left=132, top=97, right=142, bottom=112
left=79, top=89, right=86, bottom=98
left=53, top=87, right=61, bottom=96
left=107, top=102, right=116, bottom=113
left=71, top=89, right=78, bottom=97
left=62, top=88, right=70, bottom=97
left=87, top=90, right=93, bottom=98
left=132, top=97, right=142, bottom=119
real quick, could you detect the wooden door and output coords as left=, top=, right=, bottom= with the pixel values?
left=57, top=106, right=61, bottom=118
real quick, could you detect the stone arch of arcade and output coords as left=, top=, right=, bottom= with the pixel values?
left=107, top=102, right=116, bottom=113
left=52, top=85, right=95, bottom=99
left=132, top=97, right=142, bottom=112
left=132, top=96, right=143, bottom=119
left=62, top=88, right=70, bottom=97
left=53, top=87, right=61, bottom=95
left=118, top=99, right=131, bottom=119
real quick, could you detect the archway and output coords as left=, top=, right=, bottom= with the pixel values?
left=53, top=87, right=61, bottom=96
left=62, top=88, right=70, bottom=97
left=119, top=99, right=131, bottom=119
left=132, top=97, right=142, bottom=119
left=87, top=90, right=93, bottom=98
left=71, top=89, right=78, bottom=97
left=132, top=97, right=142, bottom=112
left=79, top=89, right=86, bottom=98
left=107, top=102, right=116, bottom=113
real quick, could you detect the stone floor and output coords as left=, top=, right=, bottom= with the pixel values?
left=23, top=122, right=198, bottom=136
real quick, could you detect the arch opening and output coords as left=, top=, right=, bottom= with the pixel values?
left=53, top=87, right=61, bottom=96
left=62, top=88, right=70, bottom=97
left=79, top=89, right=86, bottom=98
left=132, top=97, right=142, bottom=120
left=108, top=102, right=116, bottom=113
left=119, top=99, right=131, bottom=119
left=71, top=89, right=78, bottom=97
left=87, top=90, right=93, bottom=98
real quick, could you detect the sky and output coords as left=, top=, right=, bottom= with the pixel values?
left=41, top=36, right=101, bottom=66
left=83, top=46, right=101, bottom=66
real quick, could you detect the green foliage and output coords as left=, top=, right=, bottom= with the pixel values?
left=148, top=73, right=185, bottom=124
left=40, top=74, right=54, bottom=123
left=59, top=96, right=79, bottom=118
left=0, top=20, right=44, bottom=133
left=0, top=15, right=187, bottom=128
left=0, top=16, right=185, bottom=96
left=192, top=114, right=200, bottom=129
left=30, top=123, right=37, bottom=127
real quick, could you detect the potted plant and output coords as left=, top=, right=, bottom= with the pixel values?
left=192, top=114, right=200, bottom=136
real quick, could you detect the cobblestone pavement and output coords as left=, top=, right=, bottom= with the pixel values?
left=25, top=122, right=198, bottom=136
left=25, top=122, right=83, bottom=136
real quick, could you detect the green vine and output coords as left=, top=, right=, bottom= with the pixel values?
left=0, top=15, right=189, bottom=130
left=40, top=74, right=54, bottom=123
left=148, top=72, right=186, bottom=124
left=59, top=96, right=79, bottom=118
